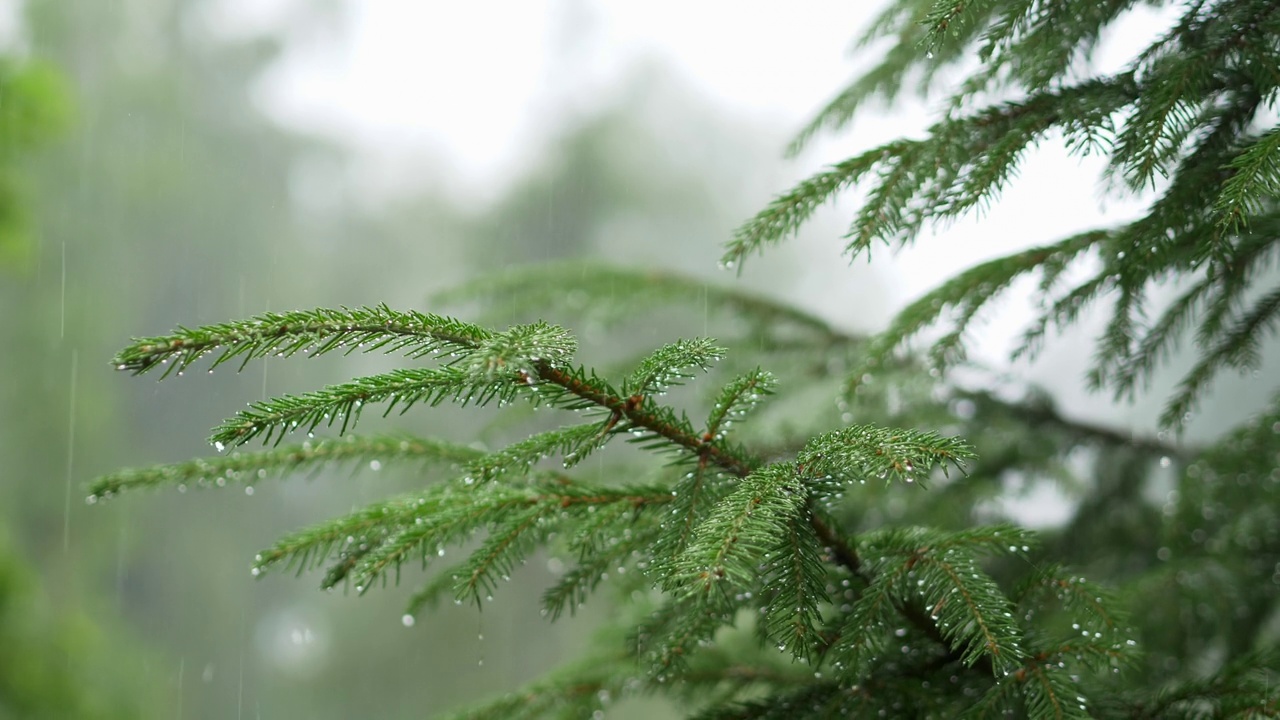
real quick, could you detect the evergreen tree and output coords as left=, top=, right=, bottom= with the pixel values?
left=90, top=2, right=1280, bottom=717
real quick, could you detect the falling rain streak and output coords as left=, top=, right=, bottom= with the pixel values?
left=63, top=348, right=78, bottom=552
left=60, top=239, right=67, bottom=339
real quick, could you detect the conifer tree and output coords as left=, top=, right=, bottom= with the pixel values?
left=91, top=2, right=1280, bottom=717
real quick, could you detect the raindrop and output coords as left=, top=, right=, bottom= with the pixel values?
left=401, top=614, right=415, bottom=627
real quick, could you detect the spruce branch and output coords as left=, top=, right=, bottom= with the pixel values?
left=922, top=1, right=997, bottom=50
left=1015, top=565, right=1129, bottom=638
left=626, top=338, right=726, bottom=395
left=785, top=0, right=1000, bottom=156
left=463, top=321, right=577, bottom=380
left=725, top=145, right=901, bottom=265
left=705, top=369, right=777, bottom=440
left=541, top=522, right=662, bottom=620
left=251, top=493, right=430, bottom=581
left=464, top=423, right=613, bottom=483
left=690, top=682, right=848, bottom=720
left=1125, top=650, right=1280, bottom=719
left=532, top=356, right=990, bottom=666
left=345, top=482, right=669, bottom=597
left=674, top=465, right=810, bottom=595
left=432, top=261, right=841, bottom=340
left=651, top=461, right=734, bottom=569
left=797, top=424, right=975, bottom=489
left=86, top=434, right=483, bottom=500
left=438, top=262, right=1181, bottom=457
left=1215, top=124, right=1280, bottom=233
left=404, top=562, right=473, bottom=617
left=850, top=230, right=1108, bottom=381
left=731, top=78, right=1138, bottom=269
left=838, top=525, right=1033, bottom=676
left=1162, top=284, right=1280, bottom=427
left=112, top=305, right=493, bottom=378
left=210, top=367, right=497, bottom=448
left=757, top=510, right=830, bottom=663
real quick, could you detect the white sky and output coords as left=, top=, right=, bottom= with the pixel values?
left=250, top=1, right=873, bottom=186
left=210, top=0, right=1230, bottom=436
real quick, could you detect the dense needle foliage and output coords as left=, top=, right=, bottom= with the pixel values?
left=92, top=2, right=1280, bottom=717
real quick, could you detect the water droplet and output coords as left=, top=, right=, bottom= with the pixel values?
left=401, top=614, right=415, bottom=627
left=213, top=441, right=226, bottom=452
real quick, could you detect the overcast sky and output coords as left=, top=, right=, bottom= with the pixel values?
left=203, top=0, right=1244, bottom=440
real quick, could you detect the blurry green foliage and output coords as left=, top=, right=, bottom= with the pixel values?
left=0, top=532, right=163, bottom=719
left=0, top=58, right=70, bottom=269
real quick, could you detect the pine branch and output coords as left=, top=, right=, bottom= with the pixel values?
left=86, top=434, right=483, bottom=500
left=112, top=305, right=493, bottom=378
left=705, top=369, right=777, bottom=440
left=725, top=145, right=898, bottom=265
left=251, top=492, right=433, bottom=581
left=690, top=682, right=847, bottom=720
left=210, top=367, right=499, bottom=448
left=757, top=511, right=830, bottom=663
left=850, top=230, right=1108, bottom=381
left=797, top=424, right=975, bottom=489
left=650, top=461, right=735, bottom=570
left=626, top=338, right=725, bottom=395
left=541, top=521, right=662, bottom=620
left=1125, top=650, right=1280, bottom=719
left=674, top=465, right=809, bottom=595
left=345, top=482, right=669, bottom=596
left=1015, top=565, right=1132, bottom=642
left=1216, top=124, right=1280, bottom=233
left=838, top=525, right=1033, bottom=676
left=464, top=423, right=612, bottom=483
left=432, top=261, right=841, bottom=340
left=732, top=78, right=1139, bottom=269
left=1162, top=284, right=1280, bottom=427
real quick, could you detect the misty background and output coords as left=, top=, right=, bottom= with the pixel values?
left=2, top=1, right=1274, bottom=717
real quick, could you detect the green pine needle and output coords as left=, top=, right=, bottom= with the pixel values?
left=112, top=304, right=493, bottom=378
left=86, top=434, right=483, bottom=500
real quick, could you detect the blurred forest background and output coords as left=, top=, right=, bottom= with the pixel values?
left=2, top=1, right=1276, bottom=718
left=0, top=1, right=884, bottom=717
